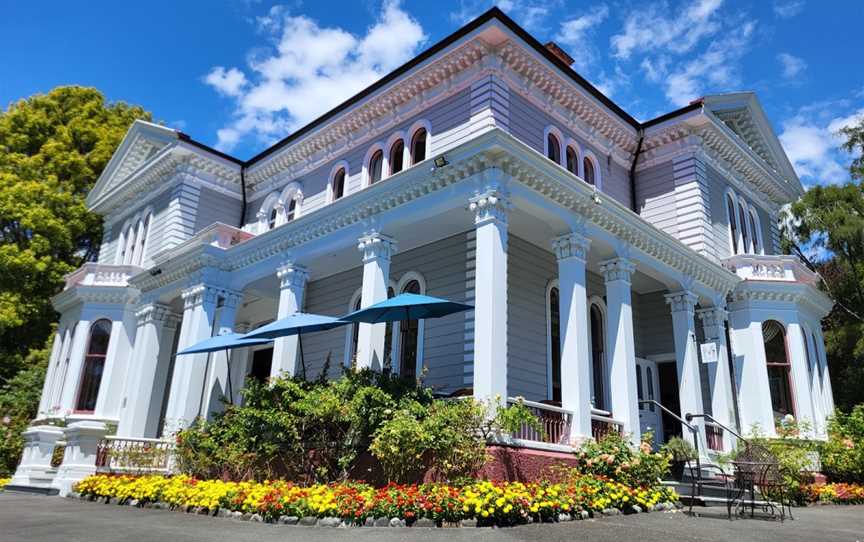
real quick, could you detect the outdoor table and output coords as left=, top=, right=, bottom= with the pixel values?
left=729, top=460, right=788, bottom=520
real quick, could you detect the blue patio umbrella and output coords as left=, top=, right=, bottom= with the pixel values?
left=245, top=313, right=348, bottom=378
left=178, top=332, right=274, bottom=410
left=340, top=293, right=473, bottom=324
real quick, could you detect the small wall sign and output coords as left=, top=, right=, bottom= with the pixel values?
left=700, top=341, right=718, bottom=364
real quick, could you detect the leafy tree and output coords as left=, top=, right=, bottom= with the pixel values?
left=0, top=86, right=150, bottom=383
left=0, top=340, right=49, bottom=475
left=784, top=117, right=864, bottom=412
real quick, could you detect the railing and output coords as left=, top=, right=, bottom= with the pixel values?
left=705, top=422, right=724, bottom=452
left=95, top=436, right=174, bottom=474
left=507, top=398, right=572, bottom=445
left=590, top=408, right=624, bottom=441
left=685, top=413, right=748, bottom=451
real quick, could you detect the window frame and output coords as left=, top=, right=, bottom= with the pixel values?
left=74, top=319, right=113, bottom=414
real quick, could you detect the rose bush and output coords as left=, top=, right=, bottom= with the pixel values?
left=73, top=474, right=678, bottom=526
left=820, top=405, right=864, bottom=483
left=570, top=431, right=671, bottom=488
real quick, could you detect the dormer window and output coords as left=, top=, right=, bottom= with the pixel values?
left=547, top=133, right=561, bottom=164
left=369, top=149, right=383, bottom=184
left=410, top=128, right=427, bottom=164
left=389, top=139, right=404, bottom=175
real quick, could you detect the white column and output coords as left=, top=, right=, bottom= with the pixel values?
left=58, top=318, right=92, bottom=414
left=786, top=321, right=817, bottom=437
left=552, top=231, right=592, bottom=440
left=93, top=306, right=137, bottom=420
left=470, top=190, right=510, bottom=405
left=270, top=262, right=309, bottom=379
left=815, top=328, right=835, bottom=418
left=37, top=329, right=65, bottom=416
left=600, top=257, right=640, bottom=446
left=205, top=290, right=242, bottom=415
left=356, top=232, right=397, bottom=371
left=117, top=303, right=177, bottom=438
left=162, top=284, right=220, bottom=435
left=804, top=330, right=826, bottom=438
left=665, top=290, right=706, bottom=448
left=728, top=311, right=776, bottom=437
left=697, top=306, right=736, bottom=451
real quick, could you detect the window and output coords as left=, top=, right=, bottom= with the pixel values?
left=389, top=139, right=404, bottom=175
left=384, top=287, right=395, bottom=370
left=749, top=210, right=761, bottom=254
left=350, top=295, right=362, bottom=364
left=566, top=146, right=578, bottom=175
left=124, top=224, right=137, bottom=265
left=726, top=194, right=739, bottom=254
left=285, top=199, right=297, bottom=223
left=646, top=366, right=656, bottom=410
left=590, top=303, right=605, bottom=410
left=549, top=286, right=561, bottom=402
left=410, top=128, right=427, bottom=164
left=137, top=214, right=150, bottom=265
left=331, top=168, right=345, bottom=201
left=118, top=229, right=127, bottom=264
left=369, top=149, right=384, bottom=184
left=763, top=320, right=794, bottom=420
left=398, top=280, right=421, bottom=379
left=546, top=133, right=561, bottom=164
left=249, top=348, right=273, bottom=384
left=739, top=201, right=751, bottom=253
left=268, top=207, right=278, bottom=230
left=636, top=364, right=644, bottom=403
left=75, top=319, right=111, bottom=413
left=583, top=156, right=596, bottom=185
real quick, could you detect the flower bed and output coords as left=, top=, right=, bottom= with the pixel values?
left=73, top=474, right=678, bottom=526
left=805, top=483, right=864, bottom=505
left=0, top=477, right=10, bottom=489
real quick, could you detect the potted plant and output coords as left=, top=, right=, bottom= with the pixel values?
left=662, top=437, right=697, bottom=481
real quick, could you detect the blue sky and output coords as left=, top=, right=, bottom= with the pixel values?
left=1, top=0, right=862, bottom=187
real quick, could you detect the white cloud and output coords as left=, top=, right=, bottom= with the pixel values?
left=450, top=0, right=557, bottom=33
left=779, top=106, right=864, bottom=186
left=610, top=0, right=724, bottom=60
left=777, top=52, right=806, bottom=79
left=553, top=5, right=609, bottom=72
left=773, top=0, right=805, bottom=18
left=663, top=21, right=755, bottom=106
left=204, top=67, right=248, bottom=98
left=205, top=1, right=427, bottom=152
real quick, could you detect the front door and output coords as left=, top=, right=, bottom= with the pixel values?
left=636, top=358, right=663, bottom=448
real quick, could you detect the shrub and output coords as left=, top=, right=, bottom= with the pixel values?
left=804, top=482, right=864, bottom=504
left=742, top=421, right=819, bottom=505
left=571, top=431, right=671, bottom=489
left=820, top=404, right=864, bottom=483
left=661, top=437, right=697, bottom=463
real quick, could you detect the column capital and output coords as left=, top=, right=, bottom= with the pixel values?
left=134, top=302, right=176, bottom=326
left=551, top=231, right=591, bottom=263
left=357, top=232, right=397, bottom=263
left=600, top=257, right=636, bottom=284
left=276, top=262, right=309, bottom=291
left=181, top=284, right=237, bottom=310
left=696, top=306, right=728, bottom=327
left=468, top=189, right=510, bottom=226
left=665, top=290, right=699, bottom=314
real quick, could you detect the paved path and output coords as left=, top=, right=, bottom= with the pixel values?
left=1, top=492, right=862, bottom=542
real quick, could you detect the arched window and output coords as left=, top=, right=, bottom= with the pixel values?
left=749, top=209, right=762, bottom=254
left=268, top=206, right=278, bottom=230
left=583, top=156, right=596, bottom=185
left=565, top=146, right=579, bottom=175
left=763, top=320, right=794, bottom=420
left=410, top=128, right=427, bottom=164
left=739, top=200, right=751, bottom=253
left=284, top=199, right=297, bottom=223
left=590, top=303, right=605, bottom=410
left=133, top=213, right=151, bottom=266
left=389, top=139, right=404, bottom=176
left=368, top=149, right=384, bottom=184
left=75, top=319, right=112, bottom=413
left=548, top=285, right=561, bottom=402
left=124, top=224, right=137, bottom=265
left=398, top=280, right=422, bottom=379
left=118, top=229, right=127, bottom=264
left=726, top=194, right=739, bottom=254
left=547, top=133, right=561, bottom=164
left=636, top=364, right=644, bottom=404
left=331, top=168, right=346, bottom=201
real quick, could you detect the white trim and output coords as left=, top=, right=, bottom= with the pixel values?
left=543, top=125, right=565, bottom=165
left=407, top=120, right=432, bottom=166
left=544, top=279, right=560, bottom=401
left=563, top=138, right=582, bottom=177
left=724, top=187, right=741, bottom=255
left=256, top=192, right=281, bottom=233
left=362, top=142, right=386, bottom=188
left=394, top=271, right=427, bottom=378
left=587, top=296, right=608, bottom=410
left=279, top=180, right=304, bottom=223
left=326, top=161, right=350, bottom=203
left=384, top=131, right=407, bottom=178
left=748, top=207, right=764, bottom=255
left=582, top=149, right=603, bottom=191
left=344, top=288, right=363, bottom=368
left=738, top=196, right=753, bottom=254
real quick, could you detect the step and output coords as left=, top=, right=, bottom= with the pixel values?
left=2, top=484, right=60, bottom=496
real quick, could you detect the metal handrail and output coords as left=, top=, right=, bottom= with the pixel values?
left=685, top=413, right=748, bottom=448
left=639, top=399, right=703, bottom=500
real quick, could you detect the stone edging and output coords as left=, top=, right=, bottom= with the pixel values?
left=65, top=492, right=683, bottom=528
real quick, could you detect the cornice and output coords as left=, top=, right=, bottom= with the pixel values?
left=52, top=284, right=140, bottom=313
left=729, top=280, right=834, bottom=318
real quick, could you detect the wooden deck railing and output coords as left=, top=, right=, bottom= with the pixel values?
left=95, top=436, right=174, bottom=474
left=705, top=422, right=724, bottom=452
left=590, top=408, right=623, bottom=441
left=507, top=398, right=573, bottom=445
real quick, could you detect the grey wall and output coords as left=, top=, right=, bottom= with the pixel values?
left=706, top=163, right=776, bottom=259
left=633, top=291, right=674, bottom=357
left=634, top=160, right=678, bottom=240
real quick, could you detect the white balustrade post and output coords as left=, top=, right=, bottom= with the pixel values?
left=270, top=263, right=309, bottom=379
left=52, top=420, right=108, bottom=497
left=470, top=189, right=510, bottom=405
left=553, top=231, right=592, bottom=441
left=356, top=233, right=397, bottom=371
left=665, top=290, right=707, bottom=449
left=600, top=257, right=640, bottom=446
left=117, top=303, right=176, bottom=438
left=697, top=306, right=736, bottom=451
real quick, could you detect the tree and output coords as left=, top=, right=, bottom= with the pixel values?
left=0, top=86, right=150, bottom=384
left=785, top=117, right=864, bottom=412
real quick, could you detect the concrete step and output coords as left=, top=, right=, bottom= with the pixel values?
left=2, top=485, right=60, bottom=496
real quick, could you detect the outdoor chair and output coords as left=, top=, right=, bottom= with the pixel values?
left=730, top=443, right=792, bottom=521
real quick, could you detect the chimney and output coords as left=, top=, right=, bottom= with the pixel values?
left=544, top=41, right=574, bottom=67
